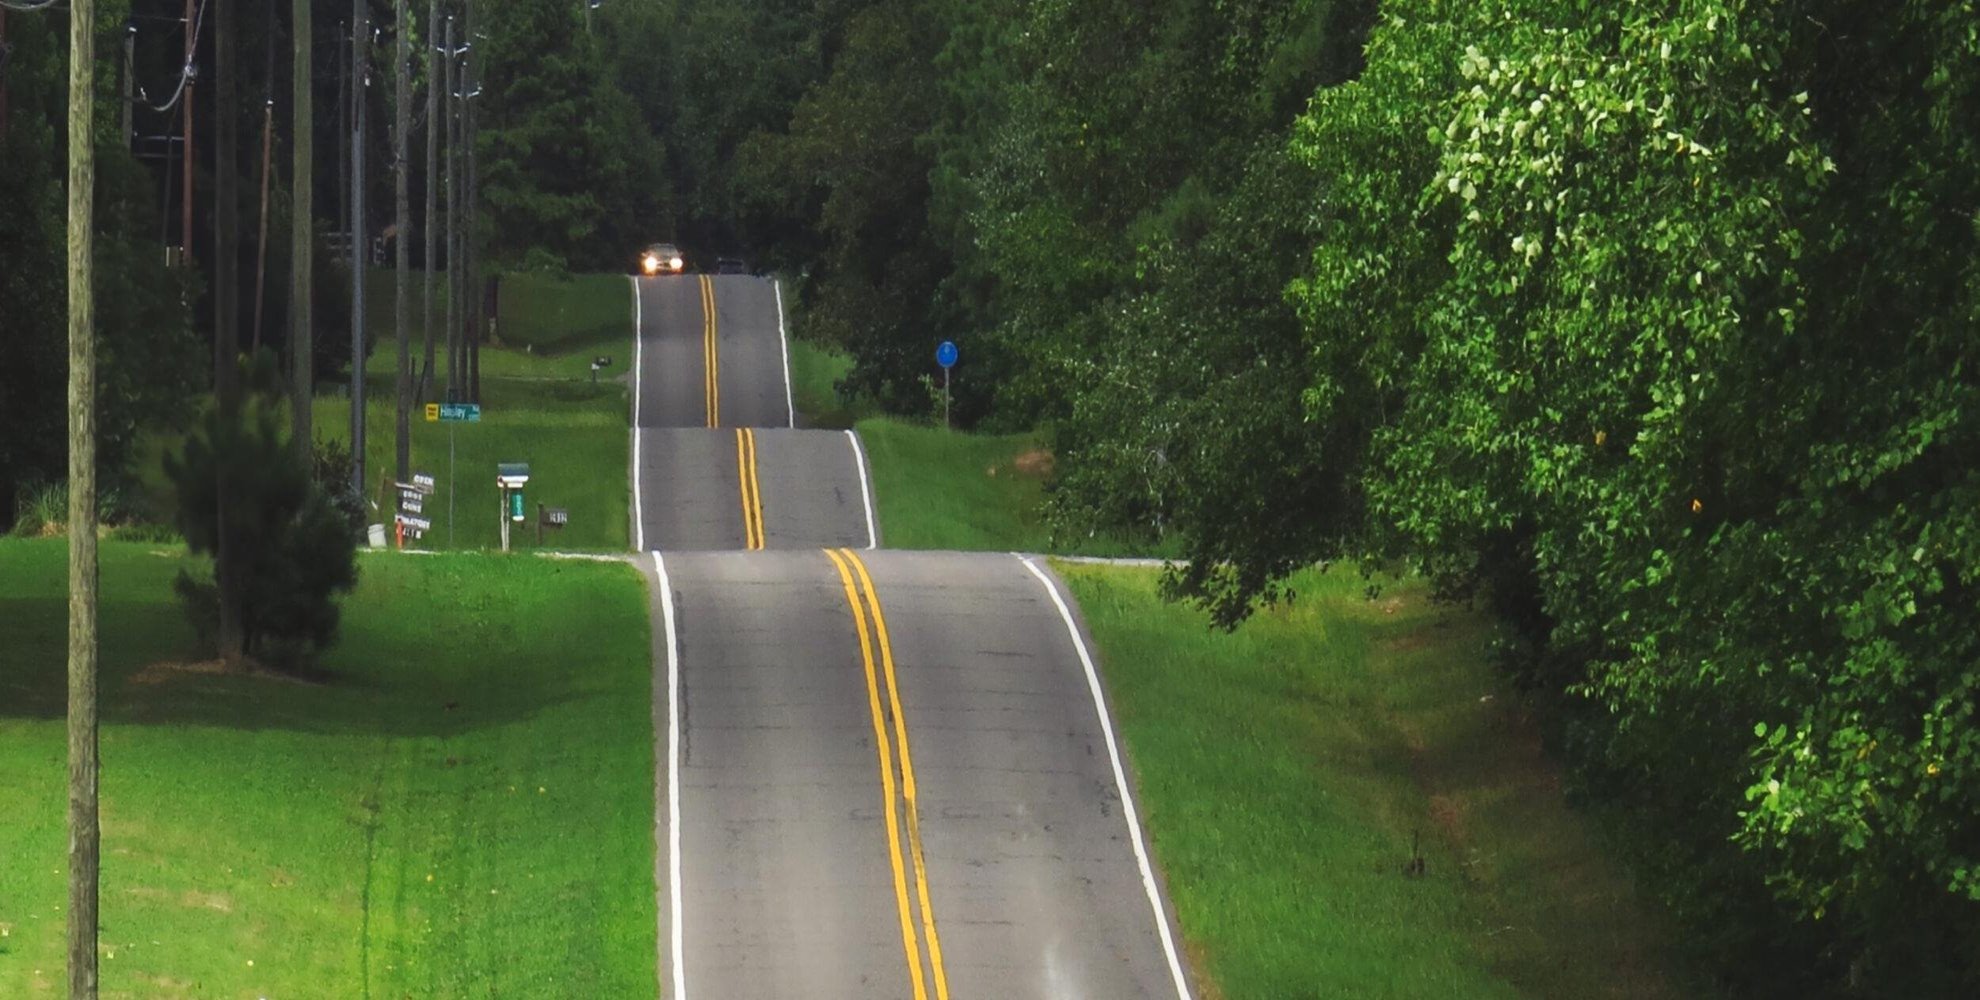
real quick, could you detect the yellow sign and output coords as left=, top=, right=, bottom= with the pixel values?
left=424, top=403, right=440, bottom=422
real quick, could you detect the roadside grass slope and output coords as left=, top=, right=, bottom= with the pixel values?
left=0, top=540, right=657, bottom=997
left=790, top=337, right=1170, bottom=556
left=1063, top=563, right=1706, bottom=1000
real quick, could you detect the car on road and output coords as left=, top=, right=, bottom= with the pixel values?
left=640, top=243, right=686, bottom=275
left=715, top=257, right=749, bottom=275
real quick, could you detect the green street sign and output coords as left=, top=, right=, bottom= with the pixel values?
left=509, top=490, right=525, bottom=522
left=439, top=402, right=481, bottom=422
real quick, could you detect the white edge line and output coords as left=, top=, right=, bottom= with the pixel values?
left=631, top=276, right=646, bottom=553
left=653, top=551, right=686, bottom=1000
left=844, top=429, right=880, bottom=550
left=773, top=278, right=796, bottom=429
left=1017, top=554, right=1195, bottom=1000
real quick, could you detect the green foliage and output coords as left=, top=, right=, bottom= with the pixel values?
left=479, top=0, right=670, bottom=271
left=1261, top=1, right=1980, bottom=993
left=0, top=7, right=201, bottom=517
left=165, top=356, right=359, bottom=664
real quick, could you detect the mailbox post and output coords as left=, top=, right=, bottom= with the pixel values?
left=496, top=463, right=531, bottom=551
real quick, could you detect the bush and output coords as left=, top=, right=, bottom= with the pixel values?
left=164, top=353, right=359, bottom=667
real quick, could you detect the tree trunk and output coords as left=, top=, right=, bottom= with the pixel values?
left=292, top=0, right=314, bottom=454
left=395, top=0, right=411, bottom=480
left=65, top=0, right=101, bottom=992
left=215, top=0, right=246, bottom=669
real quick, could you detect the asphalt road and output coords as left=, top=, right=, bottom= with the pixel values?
left=632, top=275, right=878, bottom=550
left=630, top=272, right=1193, bottom=998
left=647, top=550, right=1193, bottom=999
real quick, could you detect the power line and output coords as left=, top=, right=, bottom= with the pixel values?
left=132, top=0, right=211, bottom=113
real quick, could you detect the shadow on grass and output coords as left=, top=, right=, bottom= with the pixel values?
left=0, top=541, right=644, bottom=740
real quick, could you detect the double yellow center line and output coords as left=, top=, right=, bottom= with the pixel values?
left=735, top=429, right=767, bottom=550
left=823, top=548, right=950, bottom=1000
left=700, top=274, right=720, bottom=427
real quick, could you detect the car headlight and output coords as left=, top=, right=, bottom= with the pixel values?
left=642, top=256, right=659, bottom=273
left=669, top=257, right=684, bottom=271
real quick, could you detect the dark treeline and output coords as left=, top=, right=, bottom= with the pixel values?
left=653, top=0, right=1979, bottom=995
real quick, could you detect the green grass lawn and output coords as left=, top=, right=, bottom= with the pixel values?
left=495, top=272, right=634, bottom=352
left=1064, top=563, right=1705, bottom=1000
left=314, top=271, right=637, bottom=552
left=789, top=339, right=866, bottom=429
left=0, top=539, right=656, bottom=997
left=313, top=373, right=628, bottom=553
left=790, top=336, right=1169, bottom=556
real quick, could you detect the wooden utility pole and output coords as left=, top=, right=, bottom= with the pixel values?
left=292, top=0, right=315, bottom=453
left=351, top=0, right=369, bottom=498
left=394, top=0, right=412, bottom=480
left=1, top=10, right=10, bottom=137
left=459, top=0, right=476, bottom=404
left=252, top=99, right=273, bottom=349
left=215, top=0, right=239, bottom=387
left=441, top=11, right=456, bottom=402
left=66, top=0, right=101, bottom=991
left=422, top=0, right=439, bottom=401
left=181, top=0, right=196, bottom=264
left=215, top=0, right=245, bottom=669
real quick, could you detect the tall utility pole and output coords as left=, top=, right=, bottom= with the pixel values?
left=292, top=0, right=314, bottom=454
left=460, top=0, right=477, bottom=404
left=441, top=11, right=456, bottom=402
left=252, top=98, right=273, bottom=348
left=253, top=0, right=274, bottom=346
left=66, top=0, right=101, bottom=992
left=214, top=0, right=245, bottom=670
left=215, top=0, right=238, bottom=388
left=422, top=0, right=440, bottom=401
left=394, top=0, right=412, bottom=480
left=181, top=0, right=196, bottom=264
left=350, top=0, right=369, bottom=498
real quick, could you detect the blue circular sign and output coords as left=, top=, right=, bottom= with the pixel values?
left=936, top=341, right=959, bottom=369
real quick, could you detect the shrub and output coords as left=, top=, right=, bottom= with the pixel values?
left=164, top=354, right=359, bottom=667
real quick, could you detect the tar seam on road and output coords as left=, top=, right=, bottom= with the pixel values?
left=735, top=429, right=767, bottom=550
left=701, top=274, right=720, bottom=428
left=1018, top=554, right=1197, bottom=1000
left=844, top=429, right=880, bottom=550
left=774, top=278, right=796, bottom=428
left=824, top=548, right=952, bottom=1000
left=652, top=552, right=687, bottom=1000
left=631, top=276, right=645, bottom=552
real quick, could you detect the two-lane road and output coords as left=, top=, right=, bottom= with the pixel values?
left=630, top=269, right=1195, bottom=998
left=632, top=275, right=878, bottom=550
left=650, top=550, right=1192, bottom=999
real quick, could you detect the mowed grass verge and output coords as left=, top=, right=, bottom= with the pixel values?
left=0, top=540, right=657, bottom=996
left=1063, top=563, right=1702, bottom=1000
left=322, top=374, right=629, bottom=552
left=329, top=271, right=636, bottom=551
left=788, top=336, right=1169, bottom=555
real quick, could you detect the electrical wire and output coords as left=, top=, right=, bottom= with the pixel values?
left=0, top=0, right=69, bottom=12
left=134, top=0, right=212, bottom=113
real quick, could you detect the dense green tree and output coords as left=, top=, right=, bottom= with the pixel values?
left=1269, top=1, right=1978, bottom=992
left=166, top=355, right=359, bottom=666
left=477, top=0, right=666, bottom=271
left=0, top=5, right=201, bottom=520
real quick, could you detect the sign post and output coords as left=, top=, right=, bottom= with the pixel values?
left=935, top=340, right=958, bottom=430
left=427, top=403, right=481, bottom=547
